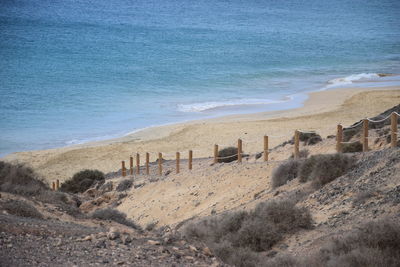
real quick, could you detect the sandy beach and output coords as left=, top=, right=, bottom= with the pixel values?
left=2, top=85, right=400, bottom=182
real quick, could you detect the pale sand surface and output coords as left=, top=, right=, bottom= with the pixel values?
left=2, top=85, right=400, bottom=183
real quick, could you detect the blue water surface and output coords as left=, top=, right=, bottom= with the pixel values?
left=0, top=0, right=399, bottom=156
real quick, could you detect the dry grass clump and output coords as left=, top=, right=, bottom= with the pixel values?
left=306, top=220, right=400, bottom=267
left=116, top=179, right=133, bottom=192
left=1, top=199, right=43, bottom=219
left=342, top=141, right=363, bottom=153
left=0, top=161, right=48, bottom=196
left=184, top=200, right=312, bottom=266
left=217, top=147, right=238, bottom=163
left=289, top=149, right=309, bottom=159
left=60, top=169, right=104, bottom=193
left=91, top=208, right=141, bottom=230
left=299, top=132, right=322, bottom=145
left=298, top=154, right=354, bottom=187
left=271, top=160, right=301, bottom=188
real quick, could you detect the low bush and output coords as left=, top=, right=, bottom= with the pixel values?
left=271, top=160, right=301, bottom=188
left=289, top=149, right=309, bottom=159
left=309, top=154, right=354, bottom=187
left=299, top=132, right=322, bottom=146
left=91, top=208, right=141, bottom=230
left=145, top=221, right=158, bottom=231
left=0, top=161, right=48, bottom=196
left=116, top=179, right=133, bottom=192
left=60, top=169, right=104, bottom=193
left=1, top=199, right=43, bottom=219
left=353, top=190, right=375, bottom=205
left=217, top=147, right=238, bottom=163
left=297, top=154, right=354, bottom=187
left=342, top=141, right=363, bottom=153
left=184, top=200, right=312, bottom=266
left=306, top=220, right=400, bottom=267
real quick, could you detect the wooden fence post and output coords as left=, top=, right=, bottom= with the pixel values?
left=336, top=124, right=343, bottom=153
left=158, top=153, right=162, bottom=176
left=122, top=161, right=126, bottom=177
left=214, top=144, right=219, bottom=164
left=363, top=119, right=369, bottom=152
left=52, top=182, right=55, bottom=191
left=176, top=152, right=180, bottom=174
left=129, top=156, right=133, bottom=175
left=238, top=139, right=242, bottom=163
left=56, top=179, right=60, bottom=190
left=294, top=130, right=300, bottom=159
left=391, top=112, right=398, bottom=148
left=264, top=135, right=269, bottom=161
left=189, top=150, right=193, bottom=170
left=136, top=153, right=140, bottom=175
left=146, top=152, right=150, bottom=175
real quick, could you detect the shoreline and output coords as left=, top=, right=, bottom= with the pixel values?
left=2, top=84, right=400, bottom=182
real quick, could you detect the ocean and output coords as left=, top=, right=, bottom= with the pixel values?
left=1, top=0, right=400, bottom=156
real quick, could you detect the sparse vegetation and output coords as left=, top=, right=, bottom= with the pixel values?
left=289, top=149, right=309, bottom=159
left=116, top=179, right=133, bottom=192
left=1, top=199, right=43, bottom=219
left=0, top=161, right=48, bottom=196
left=184, top=200, right=312, bottom=266
left=91, top=208, right=141, bottom=230
left=299, top=132, right=322, bottom=146
left=271, top=160, right=301, bottom=188
left=145, top=221, right=158, bottom=231
left=309, top=154, right=354, bottom=188
left=342, top=141, right=363, bottom=153
left=304, top=220, right=400, bottom=267
left=60, top=169, right=104, bottom=193
left=217, top=147, right=238, bottom=163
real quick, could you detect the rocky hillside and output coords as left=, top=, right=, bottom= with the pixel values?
left=1, top=105, right=399, bottom=266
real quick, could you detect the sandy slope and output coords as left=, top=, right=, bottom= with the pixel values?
left=2, top=86, right=400, bottom=183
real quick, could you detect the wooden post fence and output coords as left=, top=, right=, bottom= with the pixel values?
left=122, top=161, right=126, bottom=177
left=391, top=112, right=398, bottom=148
left=56, top=179, right=60, bottom=190
left=129, top=156, right=134, bottom=175
left=176, top=152, right=180, bottom=174
left=336, top=124, right=343, bottom=153
left=136, top=153, right=140, bottom=175
left=294, top=130, right=300, bottom=159
left=363, top=119, right=369, bottom=152
left=189, top=150, right=193, bottom=170
left=237, top=139, right=242, bottom=163
left=158, top=153, right=162, bottom=176
left=52, top=182, right=56, bottom=191
left=264, top=135, right=269, bottom=161
left=146, top=152, right=150, bottom=175
left=214, top=144, right=219, bottom=164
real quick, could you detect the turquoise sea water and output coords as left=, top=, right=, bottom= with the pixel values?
left=1, top=0, right=400, bottom=156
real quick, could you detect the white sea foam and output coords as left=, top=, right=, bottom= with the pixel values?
left=325, top=73, right=380, bottom=88
left=177, top=98, right=287, bottom=112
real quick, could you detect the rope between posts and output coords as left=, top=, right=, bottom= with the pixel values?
left=340, top=140, right=361, bottom=144
left=343, top=120, right=364, bottom=129
left=297, top=130, right=317, bottom=134
left=367, top=114, right=391, bottom=123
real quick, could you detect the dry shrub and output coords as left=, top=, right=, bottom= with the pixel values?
left=1, top=199, right=43, bottom=219
left=217, top=147, right=238, bottom=163
left=36, top=190, right=82, bottom=217
left=145, top=221, right=158, bottom=231
left=0, top=161, right=48, bottom=196
left=91, top=208, right=141, bottom=230
left=60, top=169, right=104, bottom=193
left=309, top=154, right=354, bottom=188
left=184, top=200, right=312, bottom=266
left=342, top=141, right=363, bottom=153
left=271, top=160, right=301, bottom=188
left=116, top=179, right=133, bottom=192
left=297, top=154, right=354, bottom=187
left=306, top=220, right=400, bottom=267
left=289, top=149, right=309, bottom=159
